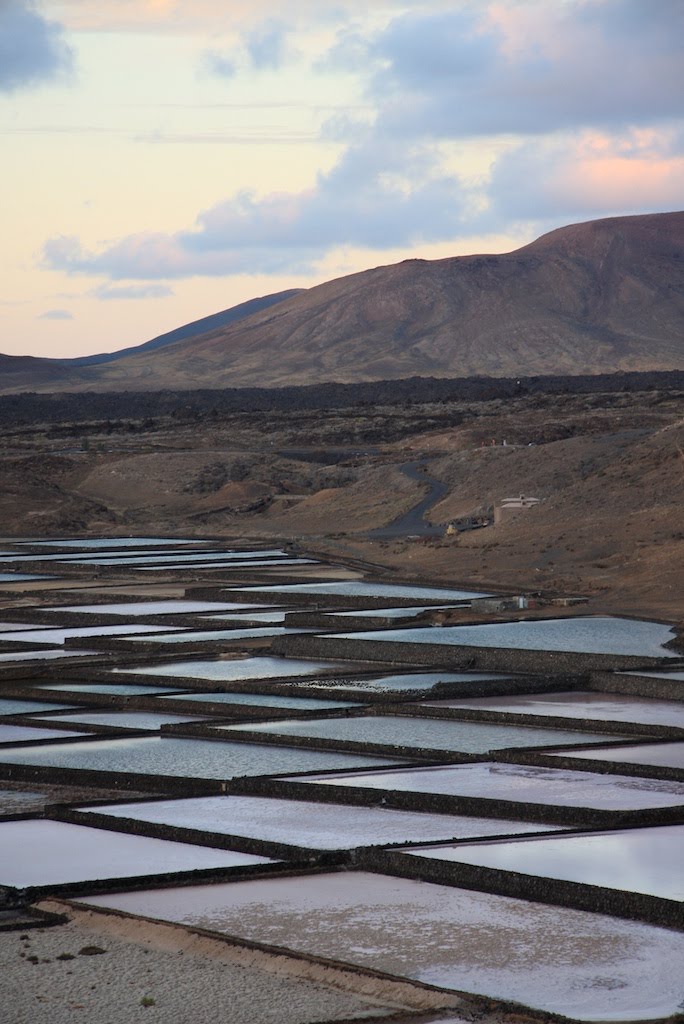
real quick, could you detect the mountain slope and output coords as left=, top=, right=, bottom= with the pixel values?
left=2, top=212, right=683, bottom=393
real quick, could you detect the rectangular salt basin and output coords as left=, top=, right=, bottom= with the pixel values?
left=625, top=671, right=684, bottom=681
left=50, top=600, right=270, bottom=616
left=85, top=795, right=560, bottom=850
left=299, top=671, right=515, bottom=695
left=405, top=824, right=684, bottom=902
left=0, top=624, right=176, bottom=645
left=203, top=611, right=289, bottom=623
left=330, top=616, right=679, bottom=658
left=223, top=715, right=627, bottom=754
left=0, top=735, right=402, bottom=779
left=331, top=605, right=460, bottom=619
left=124, top=627, right=299, bottom=643
left=0, top=819, right=272, bottom=888
left=233, top=582, right=489, bottom=600
left=116, top=656, right=353, bottom=683
left=64, top=549, right=288, bottom=567
left=0, top=723, right=90, bottom=743
left=291, top=761, right=684, bottom=811
left=19, top=538, right=203, bottom=549
left=425, top=691, right=684, bottom=730
left=547, top=742, right=684, bottom=771
left=81, top=871, right=684, bottom=1021
left=32, top=711, right=211, bottom=731
left=0, top=698, right=78, bottom=714
left=0, top=573, right=52, bottom=581
left=0, top=649, right=98, bottom=662
left=157, top=692, right=363, bottom=710
left=34, top=682, right=187, bottom=696
left=136, top=558, right=314, bottom=571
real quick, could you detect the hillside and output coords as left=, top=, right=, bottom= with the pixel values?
left=1, top=212, right=682, bottom=393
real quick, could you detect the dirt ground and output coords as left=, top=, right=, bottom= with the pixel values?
left=0, top=387, right=681, bottom=622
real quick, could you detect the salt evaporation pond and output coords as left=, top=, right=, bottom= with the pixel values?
left=51, top=600, right=269, bottom=616
left=34, top=682, right=187, bottom=696
left=291, top=761, right=684, bottom=811
left=233, top=582, right=489, bottom=600
left=331, top=605, right=459, bottom=619
left=117, top=656, right=352, bottom=683
left=0, top=819, right=272, bottom=888
left=625, top=670, right=684, bottom=681
left=224, top=715, right=626, bottom=754
left=0, top=723, right=90, bottom=743
left=157, top=692, right=362, bottom=710
left=0, top=624, right=175, bottom=645
left=548, top=741, right=684, bottom=771
left=0, top=698, right=78, bottom=714
left=204, top=611, right=289, bottom=623
left=32, top=711, right=211, bottom=731
left=124, top=627, right=299, bottom=643
left=300, top=671, right=515, bottom=695
left=136, top=558, right=313, bottom=571
left=85, top=795, right=560, bottom=850
left=405, top=824, right=684, bottom=902
left=0, top=649, right=97, bottom=662
left=425, top=691, right=684, bottom=730
left=0, top=735, right=402, bottom=779
left=64, top=549, right=288, bottom=566
left=329, top=616, right=679, bottom=658
left=19, top=537, right=203, bottom=548
left=0, top=573, right=52, bottom=581
left=0, top=621, right=42, bottom=632
left=82, top=871, right=684, bottom=1021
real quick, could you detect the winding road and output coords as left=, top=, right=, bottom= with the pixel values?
left=369, top=460, right=450, bottom=539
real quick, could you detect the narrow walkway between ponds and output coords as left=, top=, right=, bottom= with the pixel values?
left=369, top=460, right=450, bottom=539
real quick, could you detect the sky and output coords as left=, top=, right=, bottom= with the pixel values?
left=2, top=0, right=683, bottom=359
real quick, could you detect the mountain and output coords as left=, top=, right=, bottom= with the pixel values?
left=2, top=212, right=682, bottom=393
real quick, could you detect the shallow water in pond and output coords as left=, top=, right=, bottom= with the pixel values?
left=331, top=605, right=461, bottom=619
left=0, top=698, right=78, bottom=714
left=406, top=824, right=684, bottom=901
left=19, top=537, right=203, bottom=549
left=157, top=692, right=362, bottom=710
left=0, top=735, right=402, bottom=778
left=0, top=649, right=97, bottom=662
left=32, top=711, right=211, bottom=730
left=85, top=794, right=560, bottom=849
left=425, top=690, right=684, bottom=729
left=0, top=819, right=272, bottom=888
left=64, top=549, right=288, bottom=566
left=81, top=871, right=684, bottom=1021
left=548, top=741, right=684, bottom=770
left=224, top=715, right=626, bottom=753
left=34, top=682, right=187, bottom=696
left=50, top=600, right=269, bottom=616
left=0, top=573, right=52, bottom=581
left=117, top=656, right=351, bottom=683
left=203, top=611, right=289, bottom=623
left=330, top=616, right=679, bottom=658
left=290, top=761, right=684, bottom=811
left=0, top=624, right=175, bottom=645
left=0, top=723, right=90, bottom=743
left=300, top=671, right=515, bottom=695
left=124, top=627, right=304, bottom=643
left=233, top=582, right=489, bottom=600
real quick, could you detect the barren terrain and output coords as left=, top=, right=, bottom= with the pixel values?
left=1, top=382, right=681, bottom=623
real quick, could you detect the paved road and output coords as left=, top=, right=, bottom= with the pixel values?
left=369, top=460, right=449, bottom=538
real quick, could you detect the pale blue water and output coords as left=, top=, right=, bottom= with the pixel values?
left=0, top=624, right=175, bottom=645
left=64, top=549, right=288, bottom=567
left=0, top=724, right=90, bottom=742
left=223, top=715, right=627, bottom=753
left=330, top=617, right=678, bottom=658
left=233, top=582, right=489, bottom=600
left=0, top=735, right=401, bottom=778
left=32, top=711, right=210, bottom=730
left=0, top=649, right=97, bottom=662
left=0, top=573, right=52, bottom=581
left=203, top=611, right=288, bottom=623
left=34, top=682, right=186, bottom=696
left=157, top=692, right=362, bottom=710
left=50, top=600, right=268, bottom=616
left=118, top=656, right=348, bottom=683
left=136, top=558, right=313, bottom=571
left=331, top=605, right=462, bottom=619
left=0, top=698, right=78, bottom=714
left=18, top=538, right=202, bottom=548
left=124, top=627, right=300, bottom=643
left=409, top=825, right=684, bottom=902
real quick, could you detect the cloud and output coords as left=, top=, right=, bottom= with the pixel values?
left=42, top=139, right=469, bottom=279
left=327, top=1, right=684, bottom=140
left=201, top=49, right=237, bottom=79
left=245, top=19, right=288, bottom=69
left=92, top=283, right=174, bottom=300
left=38, top=308, right=74, bottom=320
left=485, top=128, right=684, bottom=225
left=0, top=0, right=73, bottom=92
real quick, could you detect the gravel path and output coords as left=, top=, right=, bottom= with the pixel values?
left=0, top=916, right=398, bottom=1024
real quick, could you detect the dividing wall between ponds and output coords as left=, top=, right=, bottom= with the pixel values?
left=273, top=634, right=679, bottom=675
